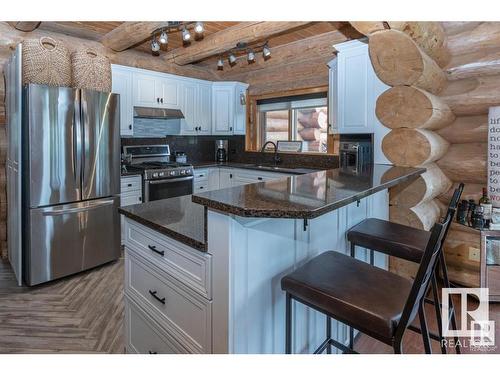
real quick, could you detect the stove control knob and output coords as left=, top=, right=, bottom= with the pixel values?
left=152, top=172, right=159, bottom=178
left=170, top=171, right=176, bottom=176
left=159, top=172, right=165, bottom=177
left=180, top=170, right=185, bottom=175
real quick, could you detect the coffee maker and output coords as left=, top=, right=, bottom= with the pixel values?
left=215, top=140, right=228, bottom=162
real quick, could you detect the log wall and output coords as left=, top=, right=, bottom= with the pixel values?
left=0, top=22, right=221, bottom=259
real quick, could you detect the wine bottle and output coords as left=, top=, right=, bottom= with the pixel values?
left=480, top=187, right=493, bottom=226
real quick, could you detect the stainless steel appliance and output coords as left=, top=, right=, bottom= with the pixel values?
left=216, top=139, right=228, bottom=162
left=339, top=140, right=372, bottom=173
left=21, top=84, right=121, bottom=286
left=123, top=144, right=194, bottom=202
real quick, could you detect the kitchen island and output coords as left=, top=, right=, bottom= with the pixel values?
left=119, top=164, right=425, bottom=354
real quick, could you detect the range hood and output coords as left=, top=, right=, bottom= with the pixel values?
left=133, top=106, right=185, bottom=120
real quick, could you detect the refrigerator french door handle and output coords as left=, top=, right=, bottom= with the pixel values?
left=41, top=199, right=115, bottom=216
left=74, top=92, right=82, bottom=188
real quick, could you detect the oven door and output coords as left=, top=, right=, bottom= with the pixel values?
left=144, top=176, right=194, bottom=202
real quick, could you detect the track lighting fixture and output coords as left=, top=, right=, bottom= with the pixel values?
left=247, top=49, right=255, bottom=63
left=159, top=30, right=168, bottom=45
left=182, top=28, right=191, bottom=42
left=262, top=44, right=271, bottom=59
left=151, top=37, right=160, bottom=53
left=217, top=57, right=224, bottom=70
left=228, top=53, right=237, bottom=65
left=194, top=21, right=204, bottom=34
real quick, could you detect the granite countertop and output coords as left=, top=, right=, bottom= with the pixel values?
left=119, top=195, right=207, bottom=251
left=191, top=161, right=320, bottom=175
left=192, top=164, right=425, bottom=219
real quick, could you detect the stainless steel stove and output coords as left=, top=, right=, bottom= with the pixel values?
left=123, top=145, right=194, bottom=201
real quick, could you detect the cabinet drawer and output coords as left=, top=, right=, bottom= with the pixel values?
left=124, top=220, right=211, bottom=299
left=194, top=168, right=209, bottom=182
left=125, top=295, right=189, bottom=354
left=121, top=176, right=142, bottom=193
left=125, top=252, right=212, bottom=353
left=194, top=182, right=208, bottom=193
left=121, top=191, right=142, bottom=207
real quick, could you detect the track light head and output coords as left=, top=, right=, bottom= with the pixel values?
left=194, top=22, right=204, bottom=34
left=247, top=49, right=255, bottom=63
left=182, top=28, right=191, bottom=42
left=262, top=43, right=271, bottom=59
left=151, top=37, right=160, bottom=53
left=228, top=53, right=237, bottom=65
left=159, top=30, right=168, bottom=45
left=217, top=57, right=224, bottom=70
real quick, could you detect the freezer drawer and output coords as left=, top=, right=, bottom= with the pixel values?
left=26, top=197, right=121, bottom=286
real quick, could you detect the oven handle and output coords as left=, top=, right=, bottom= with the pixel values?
left=146, top=176, right=194, bottom=185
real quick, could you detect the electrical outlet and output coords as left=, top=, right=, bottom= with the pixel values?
left=469, top=247, right=480, bottom=262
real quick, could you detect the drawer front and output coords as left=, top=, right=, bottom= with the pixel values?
left=121, top=191, right=142, bottom=207
left=194, top=168, right=209, bottom=182
left=121, top=176, right=142, bottom=193
left=125, top=295, right=189, bottom=354
left=125, top=252, right=212, bottom=353
left=194, top=181, right=208, bottom=193
left=124, top=220, right=211, bottom=299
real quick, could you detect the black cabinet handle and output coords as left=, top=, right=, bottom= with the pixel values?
left=199, top=186, right=204, bottom=189
left=148, top=245, right=164, bottom=256
left=127, top=183, right=132, bottom=187
left=149, top=351, right=158, bottom=354
left=157, top=98, right=160, bottom=103
left=257, top=177, right=263, bottom=181
left=138, top=197, right=142, bottom=202
left=128, top=124, right=132, bottom=130
left=229, top=126, right=233, bottom=131
left=160, top=98, right=163, bottom=104
left=149, top=290, right=166, bottom=304
left=229, top=173, right=233, bottom=178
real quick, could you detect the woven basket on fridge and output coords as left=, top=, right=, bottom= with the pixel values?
left=71, top=49, right=112, bottom=92
left=22, top=37, right=72, bottom=87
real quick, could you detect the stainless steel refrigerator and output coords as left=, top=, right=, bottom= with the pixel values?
left=21, top=84, right=121, bottom=286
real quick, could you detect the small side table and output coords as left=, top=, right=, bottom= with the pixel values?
left=481, top=231, right=500, bottom=302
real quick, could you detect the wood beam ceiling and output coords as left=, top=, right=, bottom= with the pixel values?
left=164, top=21, right=311, bottom=65
left=101, top=22, right=171, bottom=51
left=7, top=22, right=41, bottom=32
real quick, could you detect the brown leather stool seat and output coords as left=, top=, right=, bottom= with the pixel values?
left=281, top=251, right=412, bottom=344
left=347, top=218, right=430, bottom=263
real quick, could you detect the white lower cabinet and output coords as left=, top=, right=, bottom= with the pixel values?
left=120, top=175, right=142, bottom=244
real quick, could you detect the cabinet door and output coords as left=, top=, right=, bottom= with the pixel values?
left=181, top=82, right=197, bottom=134
left=112, top=68, right=134, bottom=136
left=133, top=73, right=158, bottom=107
left=233, top=85, right=247, bottom=135
left=157, top=78, right=180, bottom=108
left=212, top=86, right=233, bottom=135
left=218, top=169, right=233, bottom=189
left=208, top=168, right=219, bottom=191
left=336, top=43, right=371, bottom=134
left=197, top=83, right=212, bottom=135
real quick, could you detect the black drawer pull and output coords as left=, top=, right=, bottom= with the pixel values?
left=149, top=350, right=158, bottom=354
left=257, top=177, right=263, bottom=181
left=199, top=186, right=204, bottom=189
left=149, top=290, right=166, bottom=304
left=127, top=183, right=132, bottom=187
left=148, top=245, right=164, bottom=256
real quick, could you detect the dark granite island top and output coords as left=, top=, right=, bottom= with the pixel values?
left=192, top=164, right=425, bottom=219
left=119, top=195, right=207, bottom=251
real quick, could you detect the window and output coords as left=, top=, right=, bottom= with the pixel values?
left=257, top=93, right=328, bottom=153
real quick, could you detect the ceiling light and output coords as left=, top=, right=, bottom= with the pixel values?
left=247, top=49, right=255, bottom=63
left=228, top=53, right=237, bottom=65
left=217, top=57, right=224, bottom=70
left=194, top=22, right=204, bottom=34
left=262, top=44, right=271, bottom=58
left=159, top=30, right=168, bottom=45
left=151, top=37, right=160, bottom=52
left=182, top=28, right=191, bottom=42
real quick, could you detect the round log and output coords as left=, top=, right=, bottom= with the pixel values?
left=369, top=30, right=446, bottom=94
left=390, top=199, right=441, bottom=231
left=382, top=128, right=450, bottom=167
left=442, top=75, right=500, bottom=115
left=447, top=22, right=500, bottom=57
left=389, top=163, right=452, bottom=207
left=376, top=86, right=455, bottom=130
left=441, top=22, right=483, bottom=37
left=298, top=128, right=320, bottom=141
left=437, top=115, right=488, bottom=144
left=388, top=22, right=450, bottom=67
left=349, top=22, right=387, bottom=36
left=446, top=49, right=500, bottom=81
left=436, top=143, right=487, bottom=184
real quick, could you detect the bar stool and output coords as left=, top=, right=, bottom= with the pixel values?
left=346, top=183, right=464, bottom=354
left=281, top=215, right=451, bottom=354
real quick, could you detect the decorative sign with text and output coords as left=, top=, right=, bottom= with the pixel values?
left=489, top=106, right=500, bottom=207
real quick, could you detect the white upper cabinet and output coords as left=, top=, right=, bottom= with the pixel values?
left=111, top=65, right=134, bottom=136
left=133, top=72, right=180, bottom=108
left=212, top=82, right=248, bottom=136
left=196, top=83, right=212, bottom=135
left=212, top=84, right=234, bottom=135
left=180, top=81, right=197, bottom=134
left=156, top=78, right=181, bottom=108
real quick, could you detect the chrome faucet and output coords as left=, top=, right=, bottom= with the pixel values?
left=261, top=141, right=282, bottom=165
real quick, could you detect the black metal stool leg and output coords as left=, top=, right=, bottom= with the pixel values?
left=439, top=252, right=461, bottom=354
left=326, top=317, right=332, bottom=354
left=286, top=293, right=292, bottom=354
left=349, top=242, right=355, bottom=350
left=431, top=274, right=447, bottom=354
left=419, top=303, right=432, bottom=354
